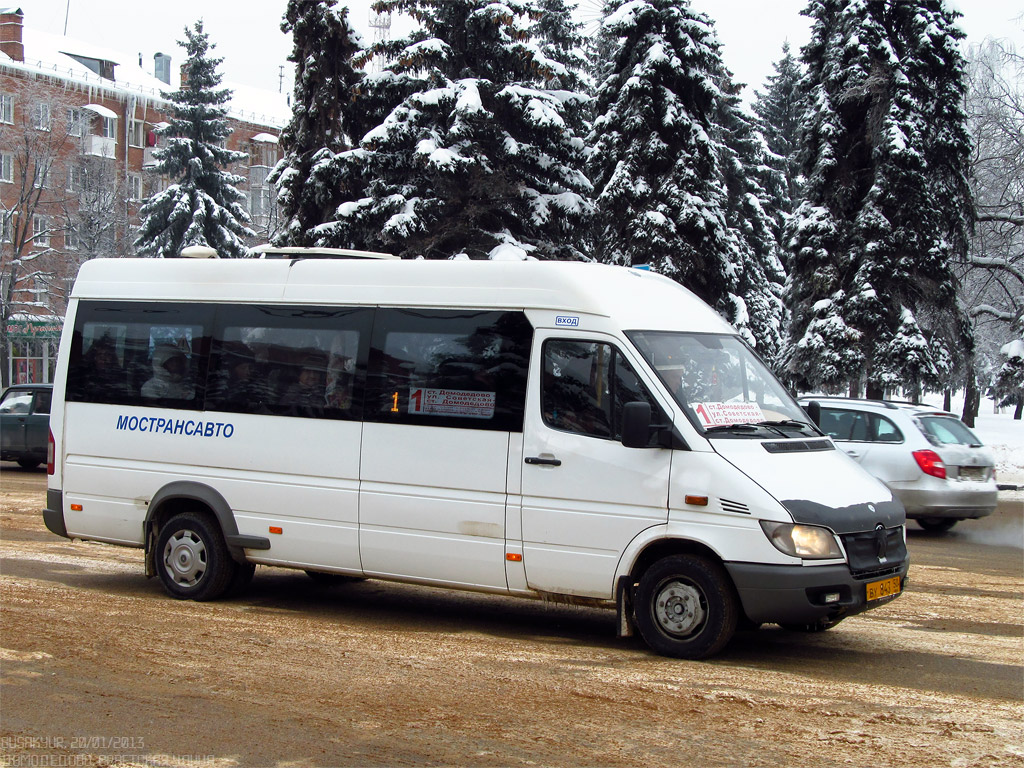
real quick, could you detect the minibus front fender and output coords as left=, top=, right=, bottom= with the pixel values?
left=145, top=481, right=270, bottom=567
left=612, top=525, right=731, bottom=636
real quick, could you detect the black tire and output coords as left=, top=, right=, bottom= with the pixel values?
left=304, top=569, right=365, bottom=585
left=780, top=616, right=844, bottom=632
left=155, top=511, right=235, bottom=601
left=917, top=517, right=958, bottom=533
left=17, top=458, right=40, bottom=469
left=633, top=554, right=739, bottom=659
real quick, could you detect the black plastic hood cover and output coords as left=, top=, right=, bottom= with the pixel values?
left=781, top=497, right=906, bottom=535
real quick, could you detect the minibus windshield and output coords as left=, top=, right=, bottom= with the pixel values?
left=627, top=331, right=813, bottom=437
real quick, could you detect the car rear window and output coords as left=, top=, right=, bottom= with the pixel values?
left=917, top=416, right=982, bottom=446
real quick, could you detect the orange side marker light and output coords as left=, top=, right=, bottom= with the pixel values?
left=684, top=495, right=709, bottom=507
left=506, top=553, right=523, bottom=562
left=70, top=504, right=83, bottom=511
left=269, top=526, right=283, bottom=535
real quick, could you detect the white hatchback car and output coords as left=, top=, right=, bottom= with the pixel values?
left=799, top=398, right=998, bottom=532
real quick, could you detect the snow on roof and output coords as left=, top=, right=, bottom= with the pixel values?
left=5, top=25, right=289, bottom=129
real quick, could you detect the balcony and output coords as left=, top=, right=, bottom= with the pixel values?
left=87, top=135, right=116, bottom=158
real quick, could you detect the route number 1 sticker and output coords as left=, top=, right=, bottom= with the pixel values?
left=409, top=388, right=496, bottom=420
left=693, top=401, right=765, bottom=427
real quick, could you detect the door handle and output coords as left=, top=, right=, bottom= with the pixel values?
left=845, top=449, right=860, bottom=458
left=525, top=456, right=562, bottom=467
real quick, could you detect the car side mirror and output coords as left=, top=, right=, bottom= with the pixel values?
left=804, top=400, right=821, bottom=427
left=621, top=401, right=653, bottom=448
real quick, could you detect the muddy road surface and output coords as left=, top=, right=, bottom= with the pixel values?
left=2, top=465, right=1022, bottom=767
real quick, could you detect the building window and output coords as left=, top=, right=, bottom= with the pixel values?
left=68, top=165, right=83, bottom=192
left=32, top=215, right=50, bottom=248
left=33, top=277, right=50, bottom=310
left=65, top=226, right=80, bottom=251
left=67, top=108, right=85, bottom=137
left=248, top=164, right=275, bottom=224
left=32, top=103, right=51, bottom=131
left=129, top=173, right=142, bottom=200
left=100, top=116, right=117, bottom=139
left=33, top=160, right=50, bottom=189
left=0, top=152, right=12, bottom=183
left=251, top=140, right=279, bottom=168
left=1, top=213, right=12, bottom=242
left=129, top=120, right=145, bottom=148
left=145, top=174, right=169, bottom=197
left=0, top=94, right=12, bottom=124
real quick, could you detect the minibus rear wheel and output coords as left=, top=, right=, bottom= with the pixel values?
left=156, top=511, right=235, bottom=601
left=634, top=554, right=739, bottom=659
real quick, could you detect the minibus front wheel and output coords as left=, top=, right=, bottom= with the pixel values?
left=634, top=554, right=739, bottom=659
left=156, top=511, right=236, bottom=601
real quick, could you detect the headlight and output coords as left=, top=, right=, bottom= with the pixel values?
left=760, top=521, right=843, bottom=559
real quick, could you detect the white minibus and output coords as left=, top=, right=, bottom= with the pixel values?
left=43, top=251, right=908, bottom=658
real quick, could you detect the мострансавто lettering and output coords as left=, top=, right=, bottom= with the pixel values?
left=115, top=415, right=235, bottom=438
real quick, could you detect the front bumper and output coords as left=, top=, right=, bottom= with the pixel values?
left=725, top=559, right=909, bottom=626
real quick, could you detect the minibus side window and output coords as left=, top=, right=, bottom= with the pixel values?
left=206, top=305, right=372, bottom=421
left=542, top=340, right=664, bottom=443
left=367, top=309, right=532, bottom=432
left=67, top=301, right=212, bottom=409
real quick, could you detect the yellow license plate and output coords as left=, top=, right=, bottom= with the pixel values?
left=866, top=576, right=901, bottom=601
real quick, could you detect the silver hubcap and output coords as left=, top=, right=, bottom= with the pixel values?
left=163, top=529, right=207, bottom=587
left=654, top=579, right=706, bottom=637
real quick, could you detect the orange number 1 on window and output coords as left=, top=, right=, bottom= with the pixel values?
left=391, top=391, right=399, bottom=413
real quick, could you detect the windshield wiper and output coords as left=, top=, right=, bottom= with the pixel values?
left=757, top=419, right=815, bottom=431
left=705, top=420, right=815, bottom=438
left=704, top=422, right=762, bottom=433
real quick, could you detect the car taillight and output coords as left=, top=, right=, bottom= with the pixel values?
left=912, top=449, right=946, bottom=479
left=47, top=428, right=55, bottom=475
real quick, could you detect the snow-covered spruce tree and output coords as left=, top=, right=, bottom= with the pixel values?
left=318, top=0, right=592, bottom=260
left=714, top=72, right=788, bottom=365
left=588, top=0, right=738, bottom=316
left=135, top=21, right=254, bottom=258
left=751, top=42, right=804, bottom=224
left=269, top=0, right=365, bottom=247
left=785, top=0, right=973, bottom=398
left=992, top=338, right=1024, bottom=419
left=530, top=0, right=589, bottom=95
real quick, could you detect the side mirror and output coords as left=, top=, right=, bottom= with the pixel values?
left=621, top=401, right=653, bottom=448
left=804, top=400, right=821, bottom=427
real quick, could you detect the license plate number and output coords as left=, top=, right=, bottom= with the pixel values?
left=866, top=576, right=901, bottom=601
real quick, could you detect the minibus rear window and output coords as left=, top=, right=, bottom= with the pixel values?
left=67, top=302, right=213, bottom=409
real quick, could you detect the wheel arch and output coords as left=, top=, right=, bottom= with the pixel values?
left=145, top=482, right=269, bottom=570
left=628, top=537, right=726, bottom=581
left=613, top=531, right=737, bottom=640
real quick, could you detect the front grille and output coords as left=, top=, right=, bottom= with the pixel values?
left=841, top=527, right=907, bottom=575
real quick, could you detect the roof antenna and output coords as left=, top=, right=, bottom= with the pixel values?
left=64, top=0, right=71, bottom=35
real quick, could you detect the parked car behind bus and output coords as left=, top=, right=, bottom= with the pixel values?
left=800, top=397, right=998, bottom=532
left=1, top=383, right=53, bottom=469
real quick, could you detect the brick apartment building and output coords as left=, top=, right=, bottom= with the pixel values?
left=1, top=7, right=288, bottom=386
